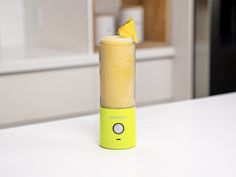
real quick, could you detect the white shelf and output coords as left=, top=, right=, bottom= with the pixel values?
left=0, top=0, right=176, bottom=75
left=0, top=45, right=175, bottom=74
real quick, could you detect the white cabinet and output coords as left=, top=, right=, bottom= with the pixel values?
left=0, top=58, right=173, bottom=126
left=0, top=67, right=95, bottom=125
left=136, top=59, right=173, bottom=105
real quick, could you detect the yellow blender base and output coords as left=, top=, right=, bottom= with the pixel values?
left=100, top=107, right=136, bottom=150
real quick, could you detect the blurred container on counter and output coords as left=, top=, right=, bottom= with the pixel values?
left=120, top=6, right=144, bottom=43
left=95, top=14, right=116, bottom=45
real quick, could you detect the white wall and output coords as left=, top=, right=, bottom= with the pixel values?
left=24, top=0, right=90, bottom=53
left=0, top=0, right=92, bottom=52
left=0, top=0, right=25, bottom=47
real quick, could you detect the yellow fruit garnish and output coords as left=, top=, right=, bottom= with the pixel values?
left=117, top=18, right=138, bottom=43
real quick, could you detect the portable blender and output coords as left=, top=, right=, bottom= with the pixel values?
left=99, top=19, right=137, bottom=149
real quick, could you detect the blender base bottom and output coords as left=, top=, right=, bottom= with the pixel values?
left=100, top=106, right=136, bottom=150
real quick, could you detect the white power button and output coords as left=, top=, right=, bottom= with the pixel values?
left=113, top=123, right=124, bottom=134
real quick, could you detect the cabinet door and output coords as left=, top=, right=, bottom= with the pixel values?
left=0, top=67, right=95, bottom=125
left=92, top=66, right=100, bottom=110
left=136, top=58, right=173, bottom=105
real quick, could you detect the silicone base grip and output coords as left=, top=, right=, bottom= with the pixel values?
left=100, top=106, right=136, bottom=149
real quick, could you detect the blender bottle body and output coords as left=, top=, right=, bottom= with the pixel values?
left=99, top=36, right=136, bottom=149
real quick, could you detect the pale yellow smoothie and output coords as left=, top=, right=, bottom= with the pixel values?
left=99, top=36, right=135, bottom=108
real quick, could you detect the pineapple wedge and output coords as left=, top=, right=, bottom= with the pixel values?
left=117, top=18, right=138, bottom=43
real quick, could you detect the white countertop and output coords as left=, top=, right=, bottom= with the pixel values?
left=0, top=45, right=175, bottom=74
left=0, top=93, right=236, bottom=177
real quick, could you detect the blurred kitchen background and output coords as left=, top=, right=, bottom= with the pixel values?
left=0, top=0, right=235, bottom=127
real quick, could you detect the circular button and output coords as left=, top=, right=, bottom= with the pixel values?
left=113, top=123, right=124, bottom=134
